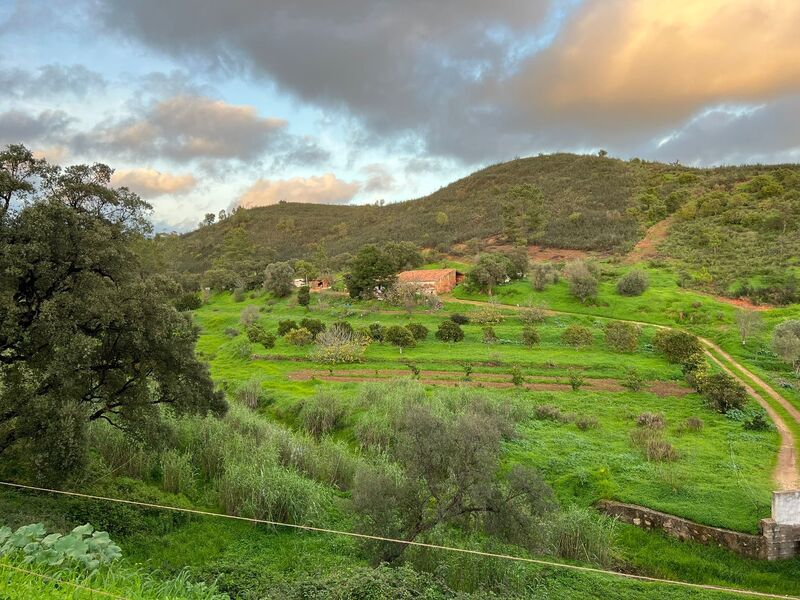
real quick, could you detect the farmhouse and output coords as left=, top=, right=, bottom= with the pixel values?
left=397, top=268, right=464, bottom=294
left=292, top=278, right=332, bottom=291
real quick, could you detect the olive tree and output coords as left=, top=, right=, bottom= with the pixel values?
left=773, top=320, right=800, bottom=374
left=735, top=310, right=763, bottom=346
left=263, top=261, right=295, bottom=297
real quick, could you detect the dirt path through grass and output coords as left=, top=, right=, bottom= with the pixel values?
left=445, top=295, right=800, bottom=490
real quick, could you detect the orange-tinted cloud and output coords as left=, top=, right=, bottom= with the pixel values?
left=112, top=168, right=197, bottom=197
left=513, top=0, right=800, bottom=128
left=238, top=174, right=359, bottom=208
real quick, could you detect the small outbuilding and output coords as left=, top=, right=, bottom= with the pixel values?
left=396, top=268, right=464, bottom=294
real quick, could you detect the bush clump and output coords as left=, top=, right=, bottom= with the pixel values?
left=522, top=327, right=540, bottom=347
left=405, top=323, right=429, bottom=341
left=299, top=318, right=326, bottom=339
left=616, top=270, right=649, bottom=296
left=366, top=322, right=385, bottom=342
left=636, top=412, right=665, bottom=429
left=435, top=320, right=464, bottom=342
left=530, top=262, right=559, bottom=291
left=562, top=325, right=593, bottom=348
left=285, top=327, right=314, bottom=346
left=482, top=326, right=498, bottom=344
left=449, top=313, right=469, bottom=325
left=519, top=305, right=547, bottom=325
left=604, top=321, right=640, bottom=353
left=471, top=306, right=503, bottom=325
left=621, top=368, right=645, bottom=392
left=564, top=260, right=598, bottom=303
left=653, top=329, right=702, bottom=364
left=700, top=372, right=748, bottom=413
left=575, top=415, right=599, bottom=431
left=277, top=319, right=299, bottom=336
left=296, top=392, right=348, bottom=438
left=246, top=323, right=276, bottom=349
left=384, top=325, right=416, bottom=352
left=311, top=326, right=368, bottom=365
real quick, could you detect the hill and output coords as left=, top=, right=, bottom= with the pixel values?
left=165, top=153, right=800, bottom=300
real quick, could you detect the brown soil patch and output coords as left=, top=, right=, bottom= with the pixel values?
left=625, top=217, right=673, bottom=264
left=701, top=294, right=773, bottom=312
left=287, top=369, right=691, bottom=397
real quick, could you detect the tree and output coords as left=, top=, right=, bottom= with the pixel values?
left=435, top=211, right=449, bottom=227
left=297, top=285, right=311, bottom=308
left=700, top=373, right=747, bottom=413
left=352, top=398, right=555, bottom=563
left=384, top=325, right=416, bottom=353
left=467, top=254, right=512, bottom=295
left=0, top=144, right=43, bottom=219
left=735, top=310, right=763, bottom=346
left=384, top=242, right=423, bottom=272
left=530, top=263, right=558, bottom=291
left=772, top=320, right=800, bottom=374
left=564, top=261, right=597, bottom=303
left=0, top=147, right=226, bottom=479
left=435, top=320, right=464, bottom=342
left=311, top=326, right=367, bottom=365
left=405, top=323, right=429, bottom=341
left=499, top=184, right=546, bottom=244
left=653, top=329, right=702, bottom=364
left=201, top=213, right=215, bottom=227
left=263, top=261, right=295, bottom=297
left=299, top=317, right=326, bottom=339
left=344, top=245, right=397, bottom=299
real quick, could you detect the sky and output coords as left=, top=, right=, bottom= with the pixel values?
left=2, top=0, right=800, bottom=231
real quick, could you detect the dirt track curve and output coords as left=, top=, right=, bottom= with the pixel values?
left=445, top=296, right=800, bottom=490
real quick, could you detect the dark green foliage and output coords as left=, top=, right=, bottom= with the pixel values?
left=604, top=322, right=640, bottom=353
left=435, top=321, right=464, bottom=342
left=246, top=324, right=276, bottom=349
left=530, top=262, right=559, bottom=291
left=510, top=365, right=524, bottom=386
left=449, top=313, right=469, bottom=325
left=405, top=323, right=429, bottom=341
left=366, top=322, right=385, bottom=342
left=277, top=320, right=299, bottom=336
left=297, top=285, right=311, bottom=307
left=467, top=253, right=514, bottom=294
left=263, top=261, right=295, bottom=297
left=299, top=318, right=326, bottom=339
left=344, top=244, right=397, bottom=299
left=175, top=292, right=202, bottom=311
left=616, top=270, right=649, bottom=296
left=384, top=325, right=416, bottom=350
left=700, top=373, right=748, bottom=413
left=568, top=369, right=585, bottom=391
left=285, top=327, right=313, bottom=346
left=383, top=241, right=424, bottom=272
left=562, top=325, right=593, bottom=348
left=482, top=326, right=498, bottom=344
left=0, top=147, right=225, bottom=479
left=522, top=327, right=540, bottom=347
left=653, top=329, right=702, bottom=364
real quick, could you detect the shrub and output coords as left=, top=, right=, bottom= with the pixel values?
left=604, top=321, right=640, bottom=353
left=297, top=392, right=347, bottom=438
left=653, top=329, right=702, bottom=364
left=562, top=325, right=593, bottom=348
left=530, top=262, right=559, bottom=291
left=520, top=305, right=547, bottom=325
left=546, top=506, right=617, bottom=567
left=223, top=327, right=240, bottom=338
left=727, top=407, right=772, bottom=431
left=564, top=260, right=598, bottom=302
left=330, top=321, right=354, bottom=336
left=161, top=450, right=196, bottom=496
left=405, top=323, right=429, bottom=341
left=510, top=365, right=524, bottom=386
left=297, top=285, right=311, bottom=308
left=449, top=313, right=469, bottom=325
left=311, top=326, right=368, bottom=364
left=482, top=326, right=498, bottom=344
left=285, top=327, right=314, bottom=346
left=366, top=322, right=385, bottom=342
left=621, top=368, right=645, bottom=392
left=568, top=369, right=584, bottom=391
left=636, top=412, right=665, bottom=429
left=575, top=415, right=599, bottom=431
left=521, top=327, right=540, bottom=347
left=277, top=319, right=299, bottom=336
left=772, top=320, right=800, bottom=373
left=644, top=438, right=678, bottom=462
left=231, top=338, right=252, bottom=359
left=175, top=292, right=202, bottom=311
left=701, top=372, right=748, bottom=413
left=534, top=404, right=563, bottom=421
left=246, top=324, right=276, bottom=349
left=299, top=317, right=326, bottom=339
left=460, top=362, right=473, bottom=380
left=471, top=306, right=503, bottom=325
left=240, top=304, right=260, bottom=326
left=616, top=270, right=649, bottom=296
left=435, top=320, right=464, bottom=342
left=385, top=325, right=416, bottom=351
left=233, top=288, right=246, bottom=302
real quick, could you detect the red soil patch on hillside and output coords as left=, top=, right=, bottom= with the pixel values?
left=625, top=217, right=673, bottom=264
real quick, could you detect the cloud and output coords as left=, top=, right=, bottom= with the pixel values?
left=270, top=136, right=331, bottom=170
left=361, top=164, right=395, bottom=194
left=237, top=174, right=360, bottom=208
left=97, top=0, right=800, bottom=164
left=0, top=63, right=106, bottom=99
left=111, top=168, right=198, bottom=197
left=0, top=109, right=73, bottom=145
left=74, top=95, right=286, bottom=161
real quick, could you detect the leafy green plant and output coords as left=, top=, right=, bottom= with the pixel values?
left=0, top=523, right=121, bottom=570
left=562, top=324, right=593, bottom=348
left=521, top=326, right=540, bottom=347
left=568, top=368, right=584, bottom=391
left=621, top=368, right=645, bottom=392
left=435, top=320, right=464, bottom=342
left=510, top=365, right=525, bottom=386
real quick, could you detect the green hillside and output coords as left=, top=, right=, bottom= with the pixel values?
left=167, top=153, right=800, bottom=300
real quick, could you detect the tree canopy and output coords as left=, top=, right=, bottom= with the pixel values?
left=0, top=145, right=226, bottom=480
